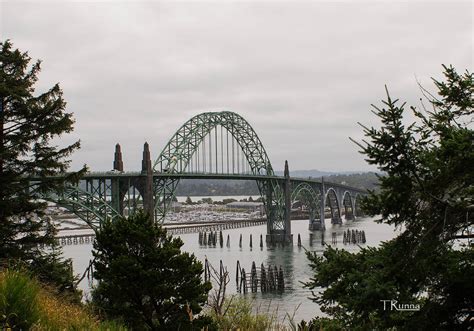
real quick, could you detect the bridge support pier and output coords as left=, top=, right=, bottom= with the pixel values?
left=266, top=161, right=293, bottom=244
left=308, top=208, right=324, bottom=231
left=309, top=177, right=326, bottom=231
left=309, top=219, right=325, bottom=231
left=266, top=230, right=293, bottom=244
left=331, top=216, right=342, bottom=225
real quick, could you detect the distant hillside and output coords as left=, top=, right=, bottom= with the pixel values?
left=274, top=169, right=368, bottom=178
left=175, top=179, right=259, bottom=196
left=325, top=172, right=380, bottom=191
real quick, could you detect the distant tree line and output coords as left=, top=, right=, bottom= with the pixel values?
left=175, top=173, right=379, bottom=197
left=325, top=172, right=380, bottom=191
left=175, top=179, right=259, bottom=196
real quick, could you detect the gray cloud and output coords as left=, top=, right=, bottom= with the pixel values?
left=1, top=0, right=472, bottom=172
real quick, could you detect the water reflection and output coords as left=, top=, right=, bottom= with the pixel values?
left=62, top=217, right=398, bottom=322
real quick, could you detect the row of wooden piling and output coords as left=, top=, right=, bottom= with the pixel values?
left=200, top=229, right=368, bottom=248
left=343, top=229, right=366, bottom=244
left=236, top=261, right=285, bottom=293
left=199, top=231, right=266, bottom=248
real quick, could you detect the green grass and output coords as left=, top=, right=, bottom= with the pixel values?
left=0, top=268, right=41, bottom=330
left=0, top=268, right=126, bottom=330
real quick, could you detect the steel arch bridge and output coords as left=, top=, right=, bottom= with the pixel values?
left=34, top=111, right=366, bottom=243
left=152, top=111, right=286, bottom=237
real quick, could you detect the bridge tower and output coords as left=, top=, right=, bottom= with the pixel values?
left=113, top=143, right=124, bottom=171
left=111, top=143, right=124, bottom=213
left=141, top=142, right=155, bottom=217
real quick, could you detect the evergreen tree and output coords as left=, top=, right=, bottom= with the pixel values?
left=0, top=40, right=85, bottom=297
left=92, top=211, right=212, bottom=330
left=305, top=66, right=473, bottom=329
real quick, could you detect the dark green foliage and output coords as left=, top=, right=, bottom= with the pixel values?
left=175, top=179, right=259, bottom=196
left=298, top=317, right=344, bottom=331
left=92, top=211, right=212, bottom=330
left=200, top=197, right=213, bottom=204
left=0, top=40, right=84, bottom=297
left=305, top=66, right=473, bottom=329
left=326, top=171, right=380, bottom=191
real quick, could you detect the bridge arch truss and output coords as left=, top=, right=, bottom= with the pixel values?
left=152, top=111, right=286, bottom=232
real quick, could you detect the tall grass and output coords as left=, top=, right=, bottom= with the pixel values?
left=0, top=269, right=126, bottom=330
left=205, top=296, right=307, bottom=331
left=0, top=268, right=41, bottom=329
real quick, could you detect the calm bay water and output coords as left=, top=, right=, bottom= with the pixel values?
left=62, top=215, right=398, bottom=322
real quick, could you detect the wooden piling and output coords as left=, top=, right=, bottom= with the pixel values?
left=260, top=263, right=267, bottom=293
left=236, top=260, right=241, bottom=283
left=241, top=268, right=247, bottom=294
left=251, top=262, right=257, bottom=292
left=277, top=266, right=285, bottom=291
left=268, top=265, right=275, bottom=290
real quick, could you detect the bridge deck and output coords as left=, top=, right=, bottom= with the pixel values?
left=30, top=172, right=367, bottom=194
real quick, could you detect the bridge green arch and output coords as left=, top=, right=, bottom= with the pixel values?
left=152, top=111, right=285, bottom=228
left=44, top=186, right=122, bottom=230
left=291, top=182, right=320, bottom=209
left=342, top=191, right=355, bottom=220
left=325, top=187, right=341, bottom=222
left=153, top=111, right=274, bottom=175
left=291, top=182, right=321, bottom=223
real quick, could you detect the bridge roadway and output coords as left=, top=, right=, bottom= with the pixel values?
left=66, top=171, right=366, bottom=195
left=35, top=170, right=366, bottom=240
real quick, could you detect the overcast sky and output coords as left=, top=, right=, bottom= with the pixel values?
left=1, top=0, right=472, bottom=172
